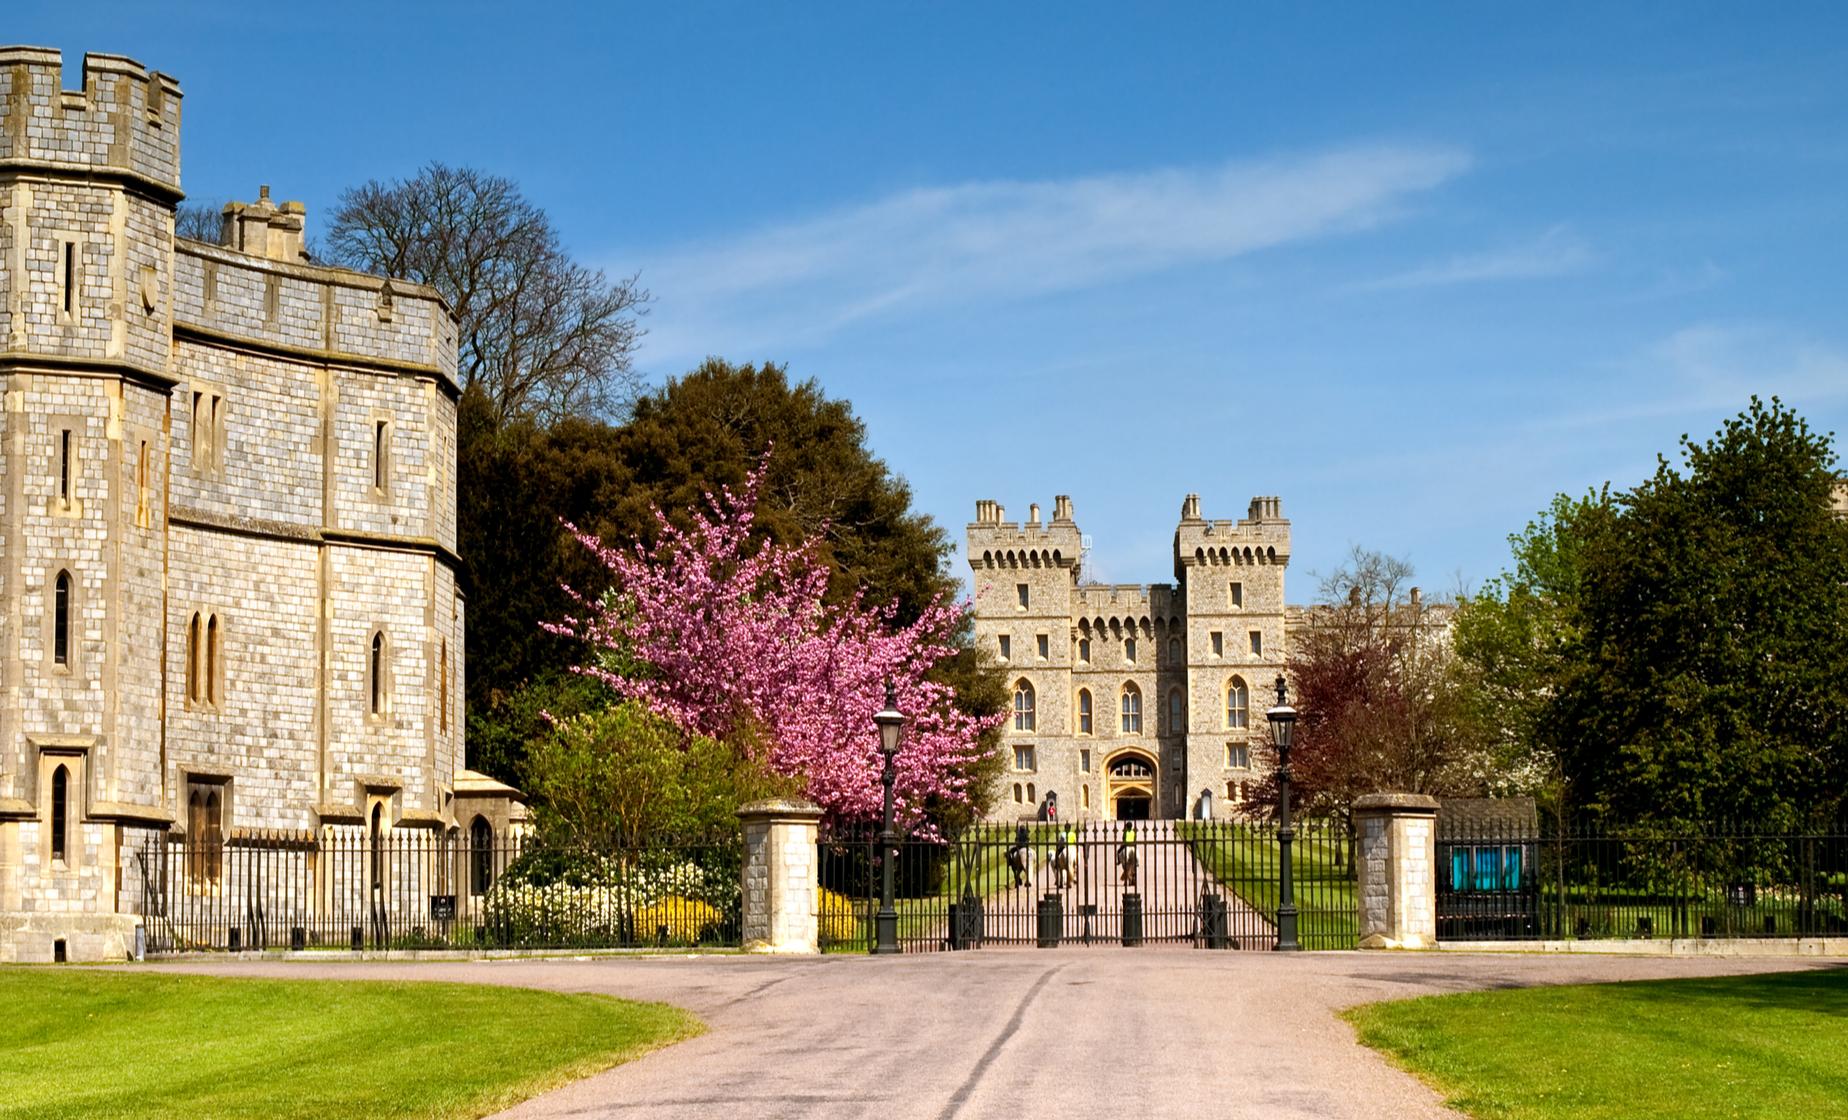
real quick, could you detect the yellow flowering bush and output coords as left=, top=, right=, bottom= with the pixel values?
left=631, top=895, right=723, bottom=943
left=818, top=887, right=865, bottom=946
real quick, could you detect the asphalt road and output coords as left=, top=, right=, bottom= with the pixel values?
left=142, top=950, right=1843, bottom=1119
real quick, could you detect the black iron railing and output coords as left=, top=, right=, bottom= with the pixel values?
left=135, top=829, right=743, bottom=952
left=1437, top=818, right=1848, bottom=941
left=818, top=818, right=1359, bottom=952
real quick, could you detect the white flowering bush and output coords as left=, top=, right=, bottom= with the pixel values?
left=483, top=851, right=738, bottom=946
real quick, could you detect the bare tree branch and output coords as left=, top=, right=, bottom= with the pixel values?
left=323, top=164, right=650, bottom=425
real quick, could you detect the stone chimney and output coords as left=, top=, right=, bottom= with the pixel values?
left=1029, top=503, right=1041, bottom=526
left=1410, top=587, right=1422, bottom=608
left=221, top=185, right=308, bottom=262
left=1181, top=493, right=1202, bottom=521
left=1053, top=495, right=1073, bottom=522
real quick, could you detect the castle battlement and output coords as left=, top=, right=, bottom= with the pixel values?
left=1174, top=493, right=1290, bottom=572
left=0, top=47, right=182, bottom=197
left=175, top=218, right=459, bottom=388
left=968, top=495, right=1082, bottom=569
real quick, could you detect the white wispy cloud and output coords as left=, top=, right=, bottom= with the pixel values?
left=630, top=143, right=1471, bottom=364
left=1540, top=323, right=1848, bottom=432
left=1360, top=223, right=1594, bottom=290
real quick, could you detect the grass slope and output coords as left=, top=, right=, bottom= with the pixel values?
left=1348, top=967, right=1848, bottom=1120
left=0, top=969, right=701, bottom=1119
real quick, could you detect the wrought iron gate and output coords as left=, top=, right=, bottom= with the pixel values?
left=818, top=818, right=1357, bottom=952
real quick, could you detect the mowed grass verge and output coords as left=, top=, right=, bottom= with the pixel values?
left=0, top=968, right=702, bottom=1119
left=1347, top=967, right=1848, bottom=1120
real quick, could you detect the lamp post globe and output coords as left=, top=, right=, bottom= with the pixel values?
left=1266, top=675, right=1301, bottom=951
left=872, top=679, right=906, bottom=955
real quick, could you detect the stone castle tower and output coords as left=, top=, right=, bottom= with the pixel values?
left=0, top=49, right=516, bottom=962
left=967, top=494, right=1289, bottom=821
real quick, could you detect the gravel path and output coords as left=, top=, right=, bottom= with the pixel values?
left=136, top=950, right=1843, bottom=1119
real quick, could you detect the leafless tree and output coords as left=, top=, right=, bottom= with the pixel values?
left=175, top=201, right=223, bottom=244
left=324, top=163, right=649, bottom=425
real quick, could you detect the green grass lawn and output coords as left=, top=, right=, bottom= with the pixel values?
left=0, top=969, right=701, bottom=1119
left=1348, top=968, right=1848, bottom=1120
left=1180, top=823, right=1360, bottom=949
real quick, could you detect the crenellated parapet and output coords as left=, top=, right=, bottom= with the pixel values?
left=1174, top=492, right=1291, bottom=576
left=0, top=48, right=182, bottom=198
left=967, top=496, right=1082, bottom=572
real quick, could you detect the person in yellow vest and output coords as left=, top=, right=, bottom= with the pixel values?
left=1051, top=823, right=1079, bottom=889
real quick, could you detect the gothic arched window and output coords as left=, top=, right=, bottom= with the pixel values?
left=1226, top=677, right=1250, bottom=730
left=1013, top=679, right=1036, bottom=732
left=1121, top=684, right=1142, bottom=734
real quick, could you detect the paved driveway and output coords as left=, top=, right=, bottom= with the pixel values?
left=147, top=950, right=1841, bottom=1120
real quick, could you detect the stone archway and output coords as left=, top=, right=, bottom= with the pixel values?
left=1104, top=750, right=1157, bottom=821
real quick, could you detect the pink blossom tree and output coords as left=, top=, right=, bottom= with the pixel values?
left=547, top=463, right=998, bottom=826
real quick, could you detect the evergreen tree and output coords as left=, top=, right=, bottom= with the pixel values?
left=1557, top=398, right=1848, bottom=828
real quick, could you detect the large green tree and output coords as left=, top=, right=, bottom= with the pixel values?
left=1550, top=399, right=1848, bottom=828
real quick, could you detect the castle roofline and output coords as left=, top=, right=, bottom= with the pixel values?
left=175, top=236, right=456, bottom=323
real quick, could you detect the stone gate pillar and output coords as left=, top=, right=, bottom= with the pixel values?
left=737, top=798, right=824, bottom=954
left=1353, top=793, right=1440, bottom=950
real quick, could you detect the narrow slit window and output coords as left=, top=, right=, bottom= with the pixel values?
left=53, top=572, right=72, bottom=666
left=369, top=631, right=386, bottom=715
left=1036, top=634, right=1049, bottom=660
left=136, top=440, right=151, bottom=526
left=58, top=430, right=72, bottom=502
left=205, top=614, right=219, bottom=707
left=439, top=639, right=449, bottom=734
left=50, top=765, right=69, bottom=863
left=62, top=243, right=76, bottom=316
left=186, top=612, right=201, bottom=703
left=373, top=421, right=389, bottom=492
left=1230, top=582, right=1244, bottom=608
left=1249, top=630, right=1263, bottom=656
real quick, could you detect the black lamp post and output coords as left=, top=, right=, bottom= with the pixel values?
left=1267, top=674, right=1301, bottom=952
left=872, top=679, right=906, bottom=955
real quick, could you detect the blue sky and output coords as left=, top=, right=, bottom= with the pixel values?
left=17, top=3, right=1848, bottom=598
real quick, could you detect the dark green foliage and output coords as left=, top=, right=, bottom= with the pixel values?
left=609, top=358, right=957, bottom=624
left=1556, top=399, right=1848, bottom=829
left=464, top=666, right=614, bottom=789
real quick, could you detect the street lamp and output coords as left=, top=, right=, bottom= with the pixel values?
left=1267, top=675, right=1301, bottom=952
left=872, top=679, right=906, bottom=955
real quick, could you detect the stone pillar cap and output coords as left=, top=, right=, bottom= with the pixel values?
left=1353, top=792, right=1441, bottom=813
left=737, top=797, right=824, bottom=821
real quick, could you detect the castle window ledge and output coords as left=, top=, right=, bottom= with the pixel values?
left=86, top=802, right=176, bottom=826
left=312, top=803, right=366, bottom=825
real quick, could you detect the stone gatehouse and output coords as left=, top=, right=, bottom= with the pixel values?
left=0, top=48, right=519, bottom=962
left=968, top=493, right=1292, bottom=822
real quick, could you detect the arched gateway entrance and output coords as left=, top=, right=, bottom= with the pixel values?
left=1104, top=751, right=1157, bottom=820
